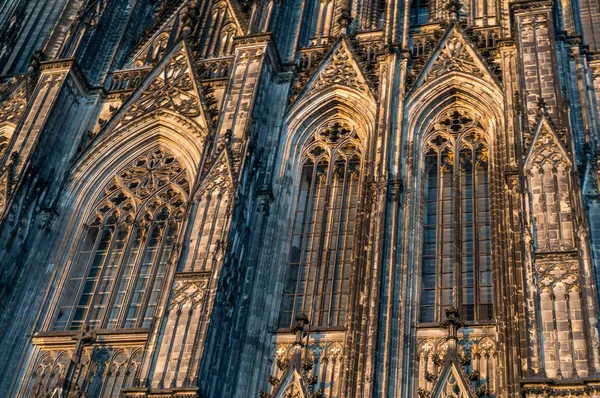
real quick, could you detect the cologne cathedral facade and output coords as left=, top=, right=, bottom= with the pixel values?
left=1, top=0, right=600, bottom=395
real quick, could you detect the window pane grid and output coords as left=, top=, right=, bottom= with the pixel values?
left=419, top=131, right=493, bottom=324
left=280, top=138, right=361, bottom=329
left=55, top=148, right=188, bottom=332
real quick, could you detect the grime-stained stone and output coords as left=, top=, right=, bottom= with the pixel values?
left=1, top=0, right=600, bottom=396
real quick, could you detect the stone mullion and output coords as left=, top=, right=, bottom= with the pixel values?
left=63, top=224, right=100, bottom=329
left=452, top=147, right=460, bottom=312
left=118, top=222, right=154, bottom=327
left=134, top=220, right=170, bottom=329
left=315, top=165, right=340, bottom=326
left=100, top=224, right=135, bottom=329
left=472, top=149, right=480, bottom=321
left=115, top=223, right=152, bottom=328
left=336, top=177, right=358, bottom=327
left=327, top=163, right=350, bottom=326
left=437, top=150, right=450, bottom=322
left=307, top=169, right=329, bottom=325
left=73, top=225, right=115, bottom=328
left=293, top=164, right=319, bottom=323
left=339, top=186, right=363, bottom=396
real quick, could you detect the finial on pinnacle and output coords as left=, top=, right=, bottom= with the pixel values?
left=537, top=97, right=548, bottom=115
left=441, top=307, right=463, bottom=341
left=445, top=0, right=462, bottom=21
left=441, top=307, right=463, bottom=356
left=290, top=312, right=309, bottom=345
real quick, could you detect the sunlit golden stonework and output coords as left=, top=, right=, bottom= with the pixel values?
left=1, top=0, right=600, bottom=396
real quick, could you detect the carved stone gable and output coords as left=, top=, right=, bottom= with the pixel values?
left=431, top=362, right=476, bottom=398
left=0, top=82, right=26, bottom=124
left=199, top=148, right=234, bottom=194
left=524, top=116, right=570, bottom=167
left=414, top=24, right=498, bottom=89
left=428, top=34, right=481, bottom=80
left=301, top=38, right=372, bottom=99
left=122, top=50, right=201, bottom=124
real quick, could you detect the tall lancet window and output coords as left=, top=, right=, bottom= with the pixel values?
left=54, top=148, right=189, bottom=331
left=279, top=120, right=362, bottom=328
left=419, top=109, right=492, bottom=324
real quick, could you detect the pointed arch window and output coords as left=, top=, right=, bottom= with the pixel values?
left=419, top=109, right=492, bottom=324
left=54, top=148, right=189, bottom=331
left=279, top=120, right=362, bottom=328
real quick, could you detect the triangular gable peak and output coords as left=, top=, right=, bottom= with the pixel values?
left=293, top=37, right=374, bottom=104
left=268, top=346, right=312, bottom=398
left=413, top=23, right=499, bottom=90
left=127, top=1, right=193, bottom=68
left=524, top=115, right=571, bottom=169
left=425, top=308, right=479, bottom=398
left=260, top=315, right=322, bottom=398
left=430, top=360, right=476, bottom=398
left=101, top=41, right=209, bottom=135
left=198, top=146, right=234, bottom=195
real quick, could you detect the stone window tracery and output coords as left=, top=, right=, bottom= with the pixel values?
left=279, top=120, right=362, bottom=328
left=419, top=109, right=493, bottom=324
left=54, top=147, right=189, bottom=331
